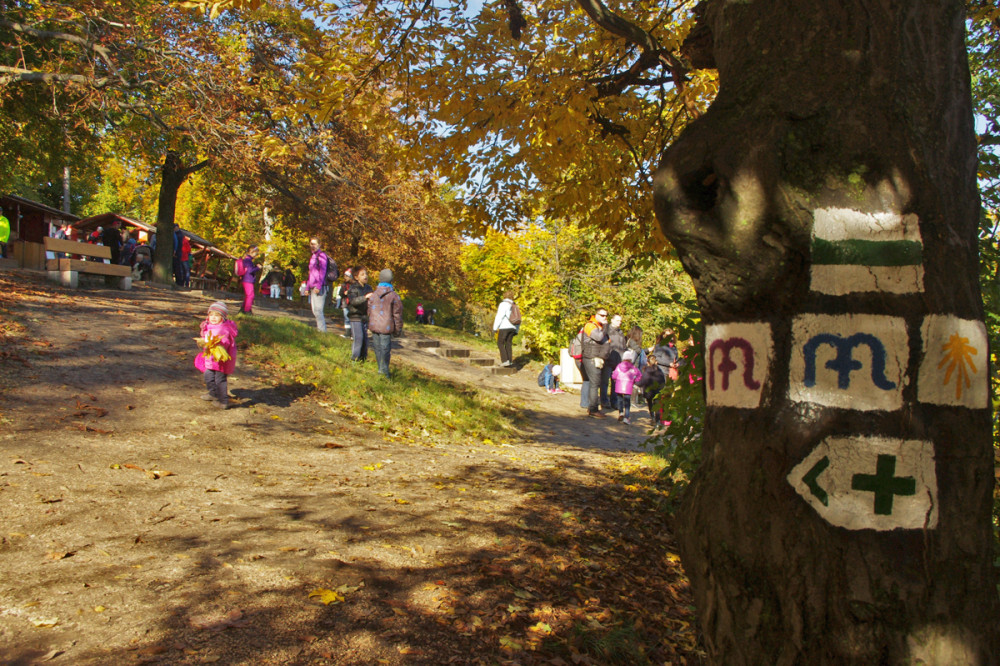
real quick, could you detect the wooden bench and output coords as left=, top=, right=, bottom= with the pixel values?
left=43, top=237, right=132, bottom=290
left=190, top=275, right=219, bottom=291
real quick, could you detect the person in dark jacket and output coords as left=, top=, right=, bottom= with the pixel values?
left=601, top=313, right=627, bottom=409
left=581, top=308, right=611, bottom=417
left=346, top=267, right=374, bottom=361
left=102, top=220, right=123, bottom=265
left=636, top=355, right=666, bottom=425
left=282, top=262, right=297, bottom=300
left=368, top=268, right=404, bottom=379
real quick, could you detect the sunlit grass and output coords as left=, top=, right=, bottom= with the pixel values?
left=235, top=314, right=523, bottom=444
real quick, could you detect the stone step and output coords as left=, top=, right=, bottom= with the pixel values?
left=415, top=339, right=441, bottom=349
left=491, top=366, right=517, bottom=376
left=440, top=348, right=471, bottom=358
left=466, top=357, right=496, bottom=367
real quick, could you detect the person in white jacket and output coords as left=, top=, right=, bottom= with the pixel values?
left=492, top=291, right=518, bottom=367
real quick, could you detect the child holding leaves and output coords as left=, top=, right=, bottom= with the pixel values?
left=195, top=301, right=238, bottom=409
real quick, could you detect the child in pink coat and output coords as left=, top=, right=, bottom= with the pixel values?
left=194, top=301, right=238, bottom=409
left=611, top=350, right=642, bottom=424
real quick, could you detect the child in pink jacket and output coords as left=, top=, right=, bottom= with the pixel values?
left=611, top=350, right=642, bottom=424
left=194, top=301, right=238, bottom=409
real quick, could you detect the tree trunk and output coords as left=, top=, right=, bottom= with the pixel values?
left=154, top=151, right=208, bottom=284
left=654, top=1, right=999, bottom=662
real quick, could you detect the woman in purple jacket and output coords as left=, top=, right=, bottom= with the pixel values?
left=239, top=245, right=261, bottom=314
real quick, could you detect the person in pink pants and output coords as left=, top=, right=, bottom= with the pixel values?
left=238, top=245, right=261, bottom=314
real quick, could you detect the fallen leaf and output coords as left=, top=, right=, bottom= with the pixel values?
left=45, top=551, right=75, bottom=560
left=146, top=470, right=174, bottom=480
left=308, top=588, right=344, bottom=605
left=30, top=617, right=59, bottom=628
left=323, top=442, right=344, bottom=449
left=124, top=464, right=145, bottom=471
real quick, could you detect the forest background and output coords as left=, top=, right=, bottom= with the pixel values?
left=1, top=0, right=998, bottom=509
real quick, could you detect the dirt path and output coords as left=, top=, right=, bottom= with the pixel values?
left=0, top=272, right=699, bottom=665
left=252, top=306, right=656, bottom=453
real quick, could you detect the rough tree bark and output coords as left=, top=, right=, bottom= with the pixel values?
left=154, top=151, right=208, bottom=284
left=654, top=0, right=999, bottom=662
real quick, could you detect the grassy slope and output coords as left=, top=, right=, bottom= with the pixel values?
left=236, top=315, right=522, bottom=445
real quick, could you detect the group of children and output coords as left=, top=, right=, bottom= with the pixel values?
left=539, top=349, right=667, bottom=426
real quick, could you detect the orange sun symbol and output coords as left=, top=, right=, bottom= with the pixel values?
left=938, top=333, right=978, bottom=400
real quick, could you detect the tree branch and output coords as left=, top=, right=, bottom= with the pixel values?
left=0, top=65, right=112, bottom=87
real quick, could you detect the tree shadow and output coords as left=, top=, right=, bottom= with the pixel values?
left=230, top=382, right=316, bottom=408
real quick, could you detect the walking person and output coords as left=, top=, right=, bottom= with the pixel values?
left=492, top=291, right=520, bottom=367
left=265, top=264, right=284, bottom=299
left=602, top=313, right=627, bottom=409
left=237, top=245, right=261, bottom=314
left=306, top=237, right=333, bottom=332
left=611, top=350, right=642, bottom=424
left=368, top=268, right=404, bottom=379
left=346, top=267, right=373, bottom=361
left=283, top=262, right=297, bottom=300
left=581, top=308, right=611, bottom=417
left=626, top=325, right=646, bottom=406
left=651, top=328, right=681, bottom=381
left=637, top=354, right=667, bottom=426
left=194, top=301, right=238, bottom=410
left=337, top=268, right=354, bottom=334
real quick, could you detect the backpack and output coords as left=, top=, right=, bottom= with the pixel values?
left=537, top=369, right=547, bottom=387
left=323, top=253, right=339, bottom=283
left=508, top=301, right=522, bottom=326
left=569, top=330, right=584, bottom=360
left=235, top=258, right=247, bottom=277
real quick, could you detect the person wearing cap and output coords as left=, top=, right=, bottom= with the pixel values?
left=367, top=268, right=404, bottom=379
left=538, top=363, right=565, bottom=394
left=194, top=301, right=239, bottom=409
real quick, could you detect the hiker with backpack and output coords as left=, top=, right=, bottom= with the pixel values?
left=306, top=237, right=338, bottom=332
left=492, top=290, right=521, bottom=368
left=580, top=308, right=611, bottom=417
left=236, top=245, right=261, bottom=315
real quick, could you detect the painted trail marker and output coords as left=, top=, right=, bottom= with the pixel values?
left=789, top=314, right=908, bottom=411
left=705, top=322, right=772, bottom=408
left=810, top=207, right=924, bottom=295
left=917, top=315, right=989, bottom=408
left=788, top=436, right=938, bottom=531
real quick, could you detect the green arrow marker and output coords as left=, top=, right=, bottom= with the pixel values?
left=802, top=455, right=830, bottom=506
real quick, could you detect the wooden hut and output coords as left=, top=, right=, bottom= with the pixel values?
left=0, top=194, right=79, bottom=270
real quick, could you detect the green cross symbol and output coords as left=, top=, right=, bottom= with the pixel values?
left=851, top=454, right=916, bottom=515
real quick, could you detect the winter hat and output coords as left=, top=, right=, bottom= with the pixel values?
left=208, top=301, right=229, bottom=317
left=622, top=350, right=635, bottom=363
left=552, top=365, right=562, bottom=377
left=378, top=268, right=394, bottom=283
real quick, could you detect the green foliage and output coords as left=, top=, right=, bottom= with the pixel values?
left=461, top=223, right=696, bottom=360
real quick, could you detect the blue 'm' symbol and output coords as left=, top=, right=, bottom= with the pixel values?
left=802, top=333, right=897, bottom=390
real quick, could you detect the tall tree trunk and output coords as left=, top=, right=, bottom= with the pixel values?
left=154, top=151, right=208, bottom=284
left=654, top=0, right=999, bottom=662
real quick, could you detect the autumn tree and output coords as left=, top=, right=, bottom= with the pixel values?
left=267, top=0, right=1000, bottom=660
